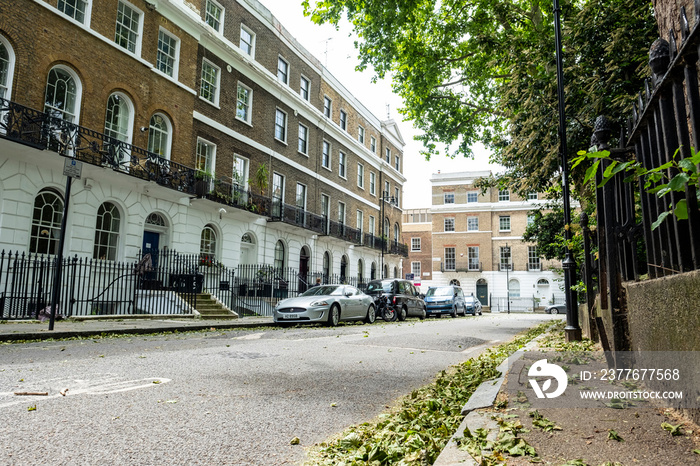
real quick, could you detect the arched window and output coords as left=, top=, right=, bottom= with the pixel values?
left=537, top=278, right=550, bottom=286
left=145, top=212, right=166, bottom=227
left=44, top=66, right=80, bottom=122
left=449, top=279, right=461, bottom=286
left=508, top=279, right=520, bottom=298
left=357, top=259, right=364, bottom=284
left=370, top=261, right=377, bottom=280
left=147, top=113, right=171, bottom=159
left=274, top=240, right=285, bottom=270
left=29, top=189, right=64, bottom=255
left=94, top=202, right=120, bottom=260
left=384, top=217, right=390, bottom=241
left=383, top=264, right=388, bottom=279
left=200, top=225, right=217, bottom=263
left=104, top=93, right=133, bottom=144
left=393, top=223, right=400, bottom=244
left=340, top=255, right=348, bottom=282
left=0, top=35, right=15, bottom=101
left=322, top=251, right=330, bottom=283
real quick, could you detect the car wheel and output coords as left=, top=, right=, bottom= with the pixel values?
left=460, top=304, right=467, bottom=317
left=450, top=306, right=457, bottom=318
left=364, top=304, right=376, bottom=324
left=327, top=304, right=341, bottom=326
left=382, top=306, right=397, bottom=322
left=398, top=306, right=407, bottom=321
left=419, top=308, right=426, bottom=320
left=550, top=308, right=558, bottom=315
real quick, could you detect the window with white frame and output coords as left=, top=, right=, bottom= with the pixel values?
left=509, top=279, right=520, bottom=297
left=467, top=191, right=478, bottom=203
left=321, top=194, right=330, bottom=227
left=298, top=124, right=308, bottom=154
left=44, top=67, right=80, bottom=123
left=369, top=216, right=375, bottom=236
left=498, top=189, right=510, bottom=201
left=157, top=29, right=179, bottom=78
left=200, top=59, right=220, bottom=105
left=394, top=155, right=400, bottom=171
left=444, top=193, right=454, bottom=204
left=384, top=181, right=390, bottom=198
left=528, top=192, right=538, bottom=200
left=411, top=238, right=421, bottom=251
left=385, top=147, right=390, bottom=163
left=411, top=261, right=421, bottom=276
left=467, top=216, right=479, bottom=231
left=338, top=201, right=346, bottom=225
left=114, top=1, right=142, bottom=55
left=205, top=0, right=224, bottom=32
left=272, top=172, right=284, bottom=217
left=0, top=36, right=14, bottom=100
left=499, top=216, right=511, bottom=232
left=274, top=240, right=285, bottom=270
left=195, top=138, right=215, bottom=174
left=300, top=76, right=310, bottom=100
left=277, top=56, right=289, bottom=84
left=444, top=247, right=456, bottom=271
left=147, top=113, right=171, bottom=159
left=370, top=136, right=376, bottom=153
left=358, top=126, right=365, bottom=144
left=323, top=96, right=332, bottom=117
left=104, top=93, right=133, bottom=144
left=338, top=152, right=346, bottom=178
left=322, top=140, right=331, bottom=169
left=236, top=82, right=252, bottom=123
left=94, top=202, right=120, bottom=260
left=357, top=163, right=364, bottom=188
left=527, top=214, right=535, bottom=227
left=500, top=246, right=512, bottom=271
left=468, top=246, right=480, bottom=270
left=394, top=223, right=400, bottom=243
left=528, top=246, right=541, bottom=271
left=394, top=187, right=400, bottom=206
left=200, top=224, right=217, bottom=262
left=356, top=210, right=363, bottom=235
left=444, top=217, right=455, bottom=232
left=295, top=183, right=306, bottom=211
left=369, top=172, right=376, bottom=195
left=239, top=24, right=255, bottom=56
left=274, top=108, right=287, bottom=142
left=233, top=155, right=248, bottom=190
left=58, top=0, right=89, bottom=23
left=339, top=110, right=347, bottom=130
left=30, top=189, right=64, bottom=255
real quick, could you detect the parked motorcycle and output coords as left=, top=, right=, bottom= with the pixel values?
left=374, top=295, right=397, bottom=322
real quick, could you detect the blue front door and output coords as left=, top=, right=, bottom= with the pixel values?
left=142, top=232, right=160, bottom=278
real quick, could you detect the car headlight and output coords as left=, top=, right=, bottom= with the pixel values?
left=310, top=300, right=329, bottom=307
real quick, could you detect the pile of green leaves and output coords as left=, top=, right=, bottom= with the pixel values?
left=455, top=416, right=538, bottom=464
left=304, top=321, right=558, bottom=465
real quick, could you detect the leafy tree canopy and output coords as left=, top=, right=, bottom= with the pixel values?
left=302, top=0, right=656, bottom=197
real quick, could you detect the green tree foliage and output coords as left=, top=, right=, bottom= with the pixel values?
left=303, top=0, right=656, bottom=196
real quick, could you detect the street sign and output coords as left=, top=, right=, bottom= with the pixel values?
left=63, top=158, right=83, bottom=179
left=405, top=273, right=414, bottom=280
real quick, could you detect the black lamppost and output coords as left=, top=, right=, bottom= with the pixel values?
left=553, top=0, right=582, bottom=341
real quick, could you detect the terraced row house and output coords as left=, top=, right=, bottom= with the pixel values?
left=403, top=171, right=566, bottom=311
left=0, top=0, right=407, bottom=318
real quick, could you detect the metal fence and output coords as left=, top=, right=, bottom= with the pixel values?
left=582, top=7, right=699, bottom=349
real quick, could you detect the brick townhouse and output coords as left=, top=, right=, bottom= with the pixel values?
left=404, top=171, right=568, bottom=311
left=0, top=0, right=407, bottom=315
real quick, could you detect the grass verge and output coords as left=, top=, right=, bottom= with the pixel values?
left=304, top=320, right=561, bottom=465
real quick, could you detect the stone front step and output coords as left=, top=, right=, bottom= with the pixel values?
left=192, top=293, right=237, bottom=319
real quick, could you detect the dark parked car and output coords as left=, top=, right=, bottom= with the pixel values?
left=424, top=285, right=467, bottom=317
left=365, top=279, right=426, bottom=321
left=464, top=295, right=483, bottom=315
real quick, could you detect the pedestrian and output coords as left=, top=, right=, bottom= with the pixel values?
left=313, top=277, right=321, bottom=287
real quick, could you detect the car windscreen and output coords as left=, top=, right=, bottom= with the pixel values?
left=426, top=287, right=453, bottom=297
left=300, top=285, right=342, bottom=296
left=366, top=281, right=393, bottom=293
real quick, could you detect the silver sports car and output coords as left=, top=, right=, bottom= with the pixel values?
left=273, top=284, right=376, bottom=326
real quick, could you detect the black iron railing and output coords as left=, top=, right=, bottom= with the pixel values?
left=581, top=6, right=699, bottom=348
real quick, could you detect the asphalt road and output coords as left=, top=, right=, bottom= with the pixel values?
left=0, top=313, right=558, bottom=465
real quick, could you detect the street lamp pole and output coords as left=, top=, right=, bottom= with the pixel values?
left=505, top=243, right=510, bottom=314
left=553, top=0, right=582, bottom=341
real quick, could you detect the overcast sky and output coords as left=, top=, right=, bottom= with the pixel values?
left=263, top=1, right=500, bottom=209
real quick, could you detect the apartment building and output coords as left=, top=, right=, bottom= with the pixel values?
left=401, top=208, right=432, bottom=286
left=0, top=0, right=407, bottom=293
left=404, top=171, right=565, bottom=310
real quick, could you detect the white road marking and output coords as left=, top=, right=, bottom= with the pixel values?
left=233, top=332, right=266, bottom=340
left=0, top=375, right=170, bottom=409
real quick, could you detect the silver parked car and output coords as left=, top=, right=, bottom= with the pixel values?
left=544, top=303, right=567, bottom=314
left=464, top=295, right=483, bottom=315
left=273, top=284, right=376, bottom=326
